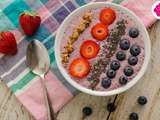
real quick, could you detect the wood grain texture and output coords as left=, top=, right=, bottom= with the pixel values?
left=0, top=80, right=35, bottom=120
left=57, top=93, right=115, bottom=120
left=0, top=21, right=160, bottom=120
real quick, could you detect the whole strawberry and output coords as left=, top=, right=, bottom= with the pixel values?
left=19, top=11, right=41, bottom=36
left=0, top=31, right=17, bottom=55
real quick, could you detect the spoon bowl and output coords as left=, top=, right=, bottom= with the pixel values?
left=26, top=40, right=50, bottom=77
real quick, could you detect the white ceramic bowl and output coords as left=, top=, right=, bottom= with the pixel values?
left=55, top=2, right=151, bottom=96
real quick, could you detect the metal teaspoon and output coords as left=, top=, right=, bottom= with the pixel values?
left=26, top=40, right=54, bottom=120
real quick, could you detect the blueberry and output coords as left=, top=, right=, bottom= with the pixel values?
left=82, top=106, right=93, bottom=116
left=116, top=51, right=126, bottom=61
left=128, top=56, right=138, bottom=65
left=107, top=103, right=116, bottom=112
left=119, top=76, right=128, bottom=85
left=120, top=38, right=130, bottom=50
left=101, top=78, right=111, bottom=88
left=129, top=28, right=139, bottom=38
left=129, top=112, right=139, bottom=120
left=107, top=69, right=116, bottom=78
left=130, top=45, right=141, bottom=56
left=137, top=96, right=147, bottom=105
left=110, top=60, right=120, bottom=70
left=87, top=77, right=93, bottom=81
left=124, top=66, right=134, bottom=76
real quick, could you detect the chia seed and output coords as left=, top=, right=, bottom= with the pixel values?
left=87, top=20, right=126, bottom=89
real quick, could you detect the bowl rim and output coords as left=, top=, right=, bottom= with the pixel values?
left=55, top=2, right=151, bottom=96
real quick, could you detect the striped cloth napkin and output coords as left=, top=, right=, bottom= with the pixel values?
left=0, top=0, right=157, bottom=120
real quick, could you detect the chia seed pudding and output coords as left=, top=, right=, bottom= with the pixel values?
left=60, top=7, right=145, bottom=91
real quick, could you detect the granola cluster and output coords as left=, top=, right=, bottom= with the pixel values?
left=61, top=12, right=93, bottom=64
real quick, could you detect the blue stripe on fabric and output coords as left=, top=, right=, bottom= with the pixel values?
left=44, top=37, right=54, bottom=50
left=53, top=6, right=70, bottom=24
left=65, top=1, right=77, bottom=12
left=0, top=11, right=15, bottom=31
left=75, top=0, right=86, bottom=6
left=25, top=24, right=51, bottom=42
left=39, top=0, right=48, bottom=4
left=3, top=0, right=30, bottom=27
left=24, top=0, right=44, bottom=11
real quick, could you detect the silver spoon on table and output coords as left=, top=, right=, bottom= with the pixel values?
left=26, top=40, right=54, bottom=120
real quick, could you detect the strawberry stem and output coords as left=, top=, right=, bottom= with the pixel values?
left=23, top=10, right=37, bottom=16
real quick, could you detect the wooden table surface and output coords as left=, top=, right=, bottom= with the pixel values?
left=0, top=20, right=160, bottom=120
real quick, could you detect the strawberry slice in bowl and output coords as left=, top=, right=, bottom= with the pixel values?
left=100, top=8, right=116, bottom=25
left=69, top=58, right=90, bottom=78
left=80, top=40, right=100, bottom=59
left=91, top=23, right=109, bottom=41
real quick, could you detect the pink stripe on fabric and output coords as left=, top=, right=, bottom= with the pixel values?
left=17, top=71, right=73, bottom=120
left=12, top=29, right=23, bottom=42
left=121, top=0, right=157, bottom=27
left=45, top=71, right=73, bottom=113
left=18, top=79, right=48, bottom=120
left=45, top=0, right=61, bottom=11
left=37, top=6, right=51, bottom=20
left=43, top=17, right=59, bottom=33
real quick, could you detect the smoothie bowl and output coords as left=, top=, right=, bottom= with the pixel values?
left=55, top=2, right=151, bottom=96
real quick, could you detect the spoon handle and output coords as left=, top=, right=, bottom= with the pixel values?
left=40, top=75, right=55, bottom=120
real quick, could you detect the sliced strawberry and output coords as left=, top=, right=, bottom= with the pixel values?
left=80, top=40, right=100, bottom=59
left=91, top=23, right=109, bottom=41
left=0, top=31, right=17, bottom=55
left=100, top=8, right=116, bottom=25
left=69, top=58, right=90, bottom=78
